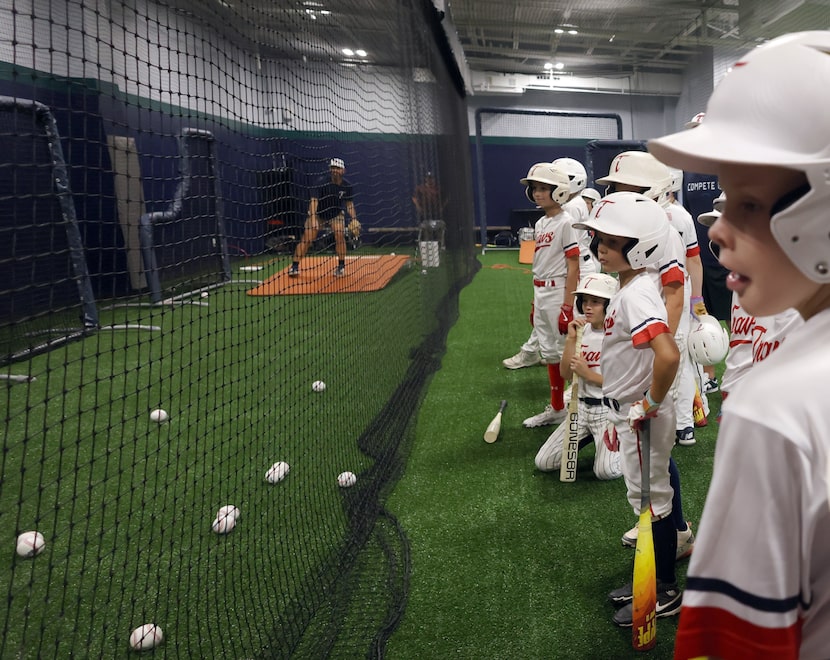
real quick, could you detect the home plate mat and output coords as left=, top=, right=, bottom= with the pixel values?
left=246, top=255, right=412, bottom=296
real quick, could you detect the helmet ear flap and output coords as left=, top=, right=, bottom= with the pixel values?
left=525, top=186, right=534, bottom=203
left=621, top=238, right=638, bottom=266
left=575, top=293, right=584, bottom=315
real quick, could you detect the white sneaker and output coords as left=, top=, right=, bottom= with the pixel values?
left=523, top=404, right=566, bottom=428
left=621, top=524, right=638, bottom=548
left=502, top=350, right=541, bottom=369
left=621, top=521, right=695, bottom=561
left=676, top=523, right=695, bottom=560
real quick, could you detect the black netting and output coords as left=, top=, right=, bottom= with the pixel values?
left=0, top=0, right=476, bottom=657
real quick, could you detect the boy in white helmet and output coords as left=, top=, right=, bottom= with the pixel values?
left=649, top=31, right=830, bottom=659
left=534, top=273, right=622, bottom=480
left=573, top=191, right=682, bottom=627
left=502, top=157, right=596, bottom=371
left=581, top=187, right=601, bottom=212
left=514, top=163, right=580, bottom=428
left=597, top=151, right=697, bottom=558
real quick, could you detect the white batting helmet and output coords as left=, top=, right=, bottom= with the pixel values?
left=581, top=187, right=601, bottom=203
left=688, top=315, right=729, bottom=366
left=596, top=151, right=672, bottom=207
left=552, top=157, right=588, bottom=194
left=573, top=191, right=670, bottom=269
left=574, top=273, right=618, bottom=313
left=649, top=31, right=830, bottom=284
left=668, top=168, right=683, bottom=193
left=684, top=112, right=705, bottom=129
left=520, top=162, right=571, bottom=205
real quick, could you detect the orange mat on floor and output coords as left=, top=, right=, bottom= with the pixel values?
left=246, top=255, right=412, bottom=296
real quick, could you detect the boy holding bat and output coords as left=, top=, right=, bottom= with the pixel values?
left=572, top=191, right=682, bottom=628
left=534, top=272, right=622, bottom=481
left=649, top=31, right=830, bottom=659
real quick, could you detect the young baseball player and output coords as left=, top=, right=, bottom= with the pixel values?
left=573, top=191, right=682, bottom=627
left=514, top=163, right=580, bottom=428
left=649, top=31, right=830, bottom=658
left=581, top=187, right=601, bottom=213
left=534, top=273, right=621, bottom=480
left=502, top=157, right=595, bottom=370
left=596, top=152, right=696, bottom=557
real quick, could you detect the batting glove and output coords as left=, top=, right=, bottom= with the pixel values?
left=602, top=422, right=619, bottom=452
left=690, top=296, right=708, bottom=318
left=627, top=391, right=661, bottom=431
left=558, top=304, right=574, bottom=334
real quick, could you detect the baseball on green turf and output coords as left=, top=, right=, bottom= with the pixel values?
left=16, top=530, right=45, bottom=558
left=312, top=380, right=326, bottom=392
left=149, top=409, right=168, bottom=423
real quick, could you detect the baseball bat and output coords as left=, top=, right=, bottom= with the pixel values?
left=631, top=418, right=657, bottom=651
left=559, top=324, right=584, bottom=482
left=483, top=400, right=508, bottom=443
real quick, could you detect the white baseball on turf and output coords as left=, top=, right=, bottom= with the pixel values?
left=265, top=461, right=290, bottom=484
left=312, top=380, right=326, bottom=392
left=149, top=409, right=168, bottom=423
left=390, top=252, right=396, bottom=256
left=337, top=471, right=357, bottom=488
left=212, top=505, right=239, bottom=534
left=421, top=269, right=427, bottom=275
left=129, top=623, right=164, bottom=651
left=212, top=515, right=236, bottom=534
left=200, top=291, right=209, bottom=298
left=217, top=504, right=240, bottom=521
left=15, top=530, right=45, bottom=558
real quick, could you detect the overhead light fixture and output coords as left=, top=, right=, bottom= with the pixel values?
left=554, top=28, right=564, bottom=34
left=568, top=29, right=578, bottom=35
left=355, top=49, right=367, bottom=57
left=554, top=62, right=564, bottom=70
left=609, top=34, right=616, bottom=43
left=544, top=62, right=553, bottom=70
left=342, top=48, right=354, bottom=56
left=319, top=9, right=330, bottom=15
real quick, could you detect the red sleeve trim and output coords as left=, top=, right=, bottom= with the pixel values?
left=686, top=245, right=701, bottom=258
left=661, top=266, right=685, bottom=286
left=631, top=321, right=669, bottom=348
left=674, top=606, right=801, bottom=660
left=564, top=245, right=581, bottom=258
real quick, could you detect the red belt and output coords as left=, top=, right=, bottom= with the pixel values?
left=533, top=279, right=556, bottom=287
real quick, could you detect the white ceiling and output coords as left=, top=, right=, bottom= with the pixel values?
left=169, top=0, right=830, bottom=80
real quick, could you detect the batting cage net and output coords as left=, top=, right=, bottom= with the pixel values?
left=0, top=0, right=476, bottom=657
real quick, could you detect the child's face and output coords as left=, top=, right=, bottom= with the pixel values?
left=581, top=295, right=606, bottom=328
left=711, top=163, right=822, bottom=318
left=593, top=231, right=631, bottom=275
left=529, top=183, right=559, bottom=212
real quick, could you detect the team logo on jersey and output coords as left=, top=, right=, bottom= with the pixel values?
left=604, top=310, right=616, bottom=334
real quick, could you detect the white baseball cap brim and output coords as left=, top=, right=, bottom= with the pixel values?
left=697, top=209, right=720, bottom=227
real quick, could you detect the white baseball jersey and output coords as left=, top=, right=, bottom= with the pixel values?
left=675, top=308, right=830, bottom=659
left=602, top=273, right=671, bottom=406
left=531, top=210, right=580, bottom=362
left=534, top=323, right=621, bottom=480
left=667, top=201, right=701, bottom=260
left=563, top=196, right=599, bottom=277
left=532, top=210, right=579, bottom=281
left=721, top=292, right=804, bottom=394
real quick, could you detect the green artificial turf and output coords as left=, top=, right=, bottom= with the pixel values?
left=387, top=252, right=722, bottom=659
left=0, top=250, right=452, bottom=658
